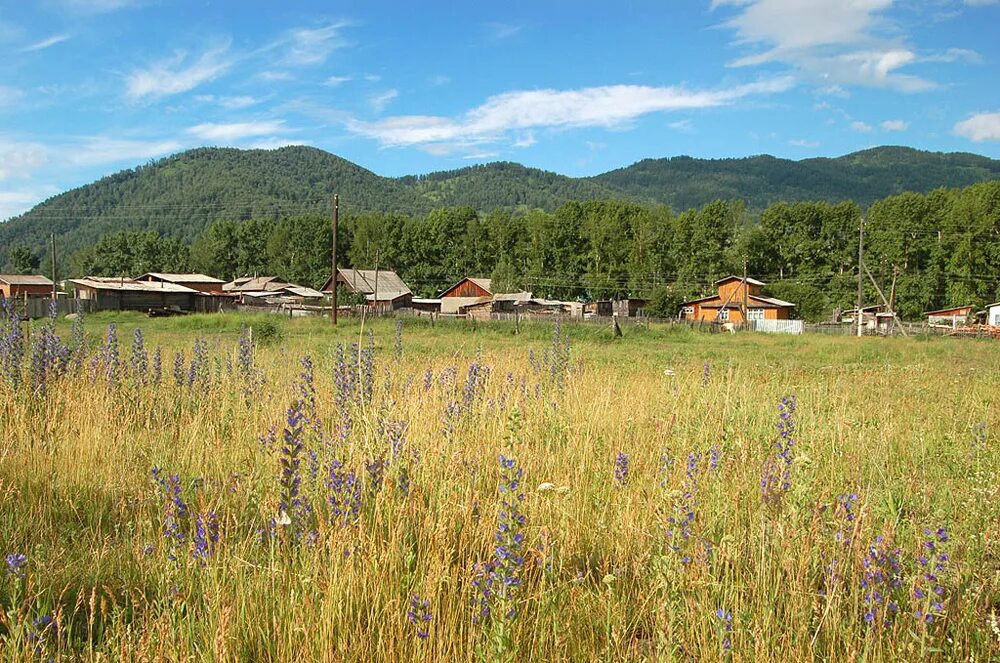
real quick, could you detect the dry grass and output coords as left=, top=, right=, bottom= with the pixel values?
left=1, top=313, right=999, bottom=661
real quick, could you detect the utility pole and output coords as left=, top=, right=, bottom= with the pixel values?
left=331, top=194, right=339, bottom=326
left=50, top=233, right=57, bottom=301
left=742, top=256, right=749, bottom=326
left=856, top=214, right=865, bottom=338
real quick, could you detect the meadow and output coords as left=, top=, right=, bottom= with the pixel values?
left=1, top=309, right=999, bottom=661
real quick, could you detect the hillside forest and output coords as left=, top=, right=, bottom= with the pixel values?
left=7, top=179, right=1000, bottom=322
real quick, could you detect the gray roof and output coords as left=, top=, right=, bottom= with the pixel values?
left=749, top=295, right=796, bottom=308
left=0, top=274, right=53, bottom=286
left=493, top=291, right=533, bottom=302
left=335, top=268, right=412, bottom=299
left=140, top=272, right=225, bottom=284
left=229, top=276, right=287, bottom=292
left=714, top=275, right=766, bottom=287
left=70, top=278, right=198, bottom=293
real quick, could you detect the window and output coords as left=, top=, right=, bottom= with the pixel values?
left=718, top=308, right=729, bottom=321
left=748, top=308, right=765, bottom=322
left=682, top=306, right=694, bottom=316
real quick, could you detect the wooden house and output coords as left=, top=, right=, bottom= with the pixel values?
left=680, top=276, right=795, bottom=323
left=987, top=302, right=1000, bottom=327
left=137, top=272, right=226, bottom=294
left=70, top=277, right=201, bottom=312
left=321, top=268, right=413, bottom=309
left=439, top=277, right=493, bottom=315
left=0, top=274, right=53, bottom=299
left=925, top=305, right=974, bottom=328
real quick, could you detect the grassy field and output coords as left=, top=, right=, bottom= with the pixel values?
left=1, top=311, right=999, bottom=661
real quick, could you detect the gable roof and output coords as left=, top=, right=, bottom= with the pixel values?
left=749, top=295, right=795, bottom=307
left=714, top=275, right=766, bottom=287
left=0, top=274, right=53, bottom=286
left=328, top=268, right=412, bottom=299
left=139, top=272, right=225, bottom=284
left=440, top=276, right=493, bottom=298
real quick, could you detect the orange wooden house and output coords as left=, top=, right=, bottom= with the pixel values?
left=680, top=276, right=795, bottom=323
left=0, top=274, right=54, bottom=299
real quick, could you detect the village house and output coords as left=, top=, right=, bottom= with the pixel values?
left=925, top=305, right=974, bottom=328
left=321, top=268, right=413, bottom=310
left=986, top=302, right=1000, bottom=326
left=137, top=272, right=227, bottom=294
left=439, top=277, right=493, bottom=315
left=0, top=274, right=53, bottom=300
left=222, top=275, right=323, bottom=304
left=679, top=276, right=795, bottom=323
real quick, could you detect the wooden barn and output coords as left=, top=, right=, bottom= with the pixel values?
left=321, top=268, right=413, bottom=309
left=925, top=305, right=974, bottom=328
left=70, top=278, right=200, bottom=311
left=137, top=272, right=226, bottom=294
left=0, top=274, right=53, bottom=299
left=680, top=276, right=795, bottom=323
left=439, top=277, right=493, bottom=315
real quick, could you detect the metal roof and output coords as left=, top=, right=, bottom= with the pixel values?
left=924, top=305, right=974, bottom=316
left=285, top=286, right=325, bottom=298
left=493, top=291, right=533, bottom=302
left=714, top=275, right=766, bottom=286
left=139, top=272, right=225, bottom=284
left=749, top=295, right=796, bottom=307
left=0, top=274, right=54, bottom=286
left=335, top=268, right=412, bottom=299
left=70, top=278, right=198, bottom=293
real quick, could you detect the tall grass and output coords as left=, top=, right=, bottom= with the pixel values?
left=1, top=312, right=999, bottom=661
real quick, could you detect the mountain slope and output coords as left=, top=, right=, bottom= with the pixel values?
left=592, top=146, right=1000, bottom=211
left=3, top=145, right=999, bottom=267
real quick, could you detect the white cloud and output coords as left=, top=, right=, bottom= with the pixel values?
left=259, top=70, right=294, bottom=82
left=126, top=45, right=232, bottom=100
left=484, top=22, right=523, bottom=40
left=669, top=119, right=695, bottom=133
left=187, top=121, right=287, bottom=142
left=0, top=186, right=61, bottom=222
left=282, top=21, right=352, bottom=66
left=244, top=137, right=306, bottom=150
left=714, top=0, right=945, bottom=92
left=954, top=111, right=1000, bottom=142
left=66, top=137, right=183, bottom=167
left=789, top=138, right=819, bottom=147
left=194, top=94, right=258, bottom=109
left=350, top=78, right=793, bottom=148
left=430, top=74, right=451, bottom=86
left=369, top=89, right=398, bottom=112
left=513, top=131, right=537, bottom=148
left=20, top=34, right=70, bottom=52
left=0, top=139, right=48, bottom=181
left=325, top=75, right=352, bottom=86
left=880, top=119, right=908, bottom=131
left=850, top=120, right=873, bottom=133
left=463, top=151, right=500, bottom=160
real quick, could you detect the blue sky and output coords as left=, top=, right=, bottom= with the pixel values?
left=1, top=0, right=1000, bottom=220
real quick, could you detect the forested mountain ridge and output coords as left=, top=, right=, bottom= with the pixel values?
left=2, top=144, right=1000, bottom=270
left=593, top=147, right=1000, bottom=211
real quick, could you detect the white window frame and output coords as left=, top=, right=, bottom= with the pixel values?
left=717, top=308, right=729, bottom=321
left=747, top=307, right=765, bottom=322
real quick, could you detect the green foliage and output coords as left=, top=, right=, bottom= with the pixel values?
left=645, top=282, right=701, bottom=318
left=69, top=231, right=189, bottom=277
left=7, top=245, right=39, bottom=274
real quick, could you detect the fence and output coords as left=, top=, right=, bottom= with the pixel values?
left=19, top=298, right=96, bottom=319
left=751, top=319, right=804, bottom=335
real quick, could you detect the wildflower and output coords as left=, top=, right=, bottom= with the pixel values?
left=393, top=319, right=403, bottom=360
left=130, top=328, right=148, bottom=384
left=192, top=511, right=220, bottom=564
left=327, top=458, right=362, bottom=527
left=715, top=608, right=733, bottom=651
left=152, top=467, right=189, bottom=563
left=860, top=535, right=904, bottom=628
left=278, top=401, right=305, bottom=536
left=913, top=526, right=950, bottom=625
left=701, top=360, right=710, bottom=386
left=614, top=452, right=629, bottom=487
left=407, top=594, right=432, bottom=639
left=970, top=421, right=987, bottom=458
left=761, top=395, right=796, bottom=504
left=5, top=552, right=27, bottom=578
left=103, top=323, right=121, bottom=385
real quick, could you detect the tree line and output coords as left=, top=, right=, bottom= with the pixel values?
left=7, top=180, right=1000, bottom=321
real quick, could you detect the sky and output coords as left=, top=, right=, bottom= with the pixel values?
left=1, top=0, right=1000, bottom=220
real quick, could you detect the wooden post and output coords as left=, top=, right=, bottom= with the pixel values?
left=331, top=194, right=339, bottom=326
left=856, top=214, right=865, bottom=337
left=50, top=233, right=57, bottom=302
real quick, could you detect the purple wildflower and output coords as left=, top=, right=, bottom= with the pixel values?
left=5, top=553, right=27, bottom=578
left=406, top=594, right=432, bottom=639
left=614, top=452, right=629, bottom=487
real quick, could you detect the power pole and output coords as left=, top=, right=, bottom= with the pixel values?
left=856, top=214, right=865, bottom=338
left=50, top=233, right=57, bottom=301
left=331, top=194, right=339, bottom=326
left=742, top=257, right=749, bottom=326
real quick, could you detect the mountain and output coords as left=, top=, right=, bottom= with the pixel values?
left=3, top=145, right=999, bottom=266
left=592, top=147, right=1000, bottom=211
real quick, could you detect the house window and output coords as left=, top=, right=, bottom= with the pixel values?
left=748, top=308, right=765, bottom=322
left=682, top=306, right=694, bottom=316
left=718, top=308, right=729, bottom=321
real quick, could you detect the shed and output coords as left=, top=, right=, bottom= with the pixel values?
left=411, top=298, right=442, bottom=313
left=137, top=272, right=226, bottom=294
left=925, top=305, right=973, bottom=328
left=613, top=298, right=647, bottom=318
left=680, top=276, right=794, bottom=323
left=321, top=268, right=413, bottom=309
left=0, top=274, right=53, bottom=299
left=70, top=277, right=201, bottom=312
